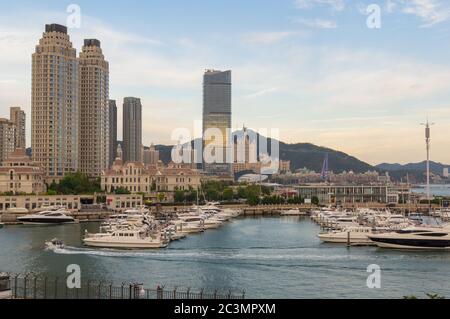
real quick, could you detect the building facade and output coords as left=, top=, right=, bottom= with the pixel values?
left=108, top=99, right=117, bottom=167
left=32, top=24, right=79, bottom=181
left=9, top=107, right=26, bottom=150
left=0, top=149, right=46, bottom=195
left=101, top=160, right=201, bottom=194
left=123, top=97, right=142, bottom=162
left=78, top=39, right=110, bottom=177
left=0, top=118, right=15, bottom=164
left=297, top=185, right=389, bottom=205
left=143, top=143, right=159, bottom=165
left=202, top=70, right=232, bottom=175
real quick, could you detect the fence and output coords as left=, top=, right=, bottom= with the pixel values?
left=2, top=273, right=245, bottom=300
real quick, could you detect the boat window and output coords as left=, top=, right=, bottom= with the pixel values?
left=417, top=233, right=448, bottom=237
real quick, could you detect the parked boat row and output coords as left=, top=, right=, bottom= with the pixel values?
left=312, top=207, right=450, bottom=250
left=81, top=204, right=242, bottom=249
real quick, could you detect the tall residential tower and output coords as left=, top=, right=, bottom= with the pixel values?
left=9, top=107, right=26, bottom=149
left=108, top=100, right=117, bottom=167
left=79, top=39, right=110, bottom=177
left=31, top=24, right=79, bottom=181
left=123, top=97, right=142, bottom=162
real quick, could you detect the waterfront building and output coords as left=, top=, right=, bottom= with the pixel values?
left=202, top=69, right=232, bottom=176
left=108, top=100, right=117, bottom=167
left=101, top=159, right=201, bottom=194
left=9, top=107, right=26, bottom=150
left=0, top=118, right=15, bottom=164
left=296, top=185, right=390, bottom=205
left=0, top=194, right=80, bottom=213
left=32, top=24, right=79, bottom=182
left=78, top=39, right=110, bottom=177
left=0, top=149, right=46, bottom=195
left=122, top=97, right=142, bottom=162
left=105, top=194, right=143, bottom=211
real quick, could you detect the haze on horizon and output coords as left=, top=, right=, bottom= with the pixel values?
left=0, top=0, right=449, bottom=166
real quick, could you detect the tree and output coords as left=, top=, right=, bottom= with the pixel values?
left=223, top=188, right=234, bottom=201
left=311, top=196, right=320, bottom=206
left=114, top=187, right=131, bottom=195
left=47, top=172, right=102, bottom=195
left=174, top=190, right=185, bottom=203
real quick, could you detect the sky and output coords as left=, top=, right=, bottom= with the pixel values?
left=0, top=0, right=450, bottom=165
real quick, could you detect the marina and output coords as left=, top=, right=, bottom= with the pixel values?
left=1, top=214, right=450, bottom=298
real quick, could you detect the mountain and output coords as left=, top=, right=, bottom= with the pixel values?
left=376, top=161, right=449, bottom=176
left=155, top=131, right=375, bottom=173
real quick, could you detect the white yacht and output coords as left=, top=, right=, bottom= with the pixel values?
left=17, top=209, right=76, bottom=225
left=368, top=225, right=450, bottom=250
left=172, top=220, right=205, bottom=234
left=83, top=227, right=168, bottom=249
left=318, top=226, right=377, bottom=245
left=280, top=209, right=306, bottom=216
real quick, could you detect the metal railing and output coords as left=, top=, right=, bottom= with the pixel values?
left=4, top=273, right=245, bottom=300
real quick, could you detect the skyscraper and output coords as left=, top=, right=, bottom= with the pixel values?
left=0, top=118, right=15, bottom=164
left=32, top=24, right=79, bottom=181
left=123, top=97, right=142, bottom=162
left=9, top=107, right=26, bottom=150
left=108, top=100, right=117, bottom=167
left=79, top=39, right=110, bottom=177
left=143, top=143, right=159, bottom=165
left=202, top=69, right=232, bottom=175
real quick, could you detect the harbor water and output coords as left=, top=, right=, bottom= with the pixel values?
left=1, top=216, right=450, bottom=299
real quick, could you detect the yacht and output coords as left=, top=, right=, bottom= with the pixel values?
left=318, top=226, right=377, bottom=245
left=17, top=209, right=76, bottom=225
left=83, top=227, right=168, bottom=249
left=280, top=209, right=305, bottom=216
left=368, top=225, right=450, bottom=250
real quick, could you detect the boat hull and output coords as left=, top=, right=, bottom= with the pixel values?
left=369, top=237, right=450, bottom=250
left=83, top=239, right=168, bottom=249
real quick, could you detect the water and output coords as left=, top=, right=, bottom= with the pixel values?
left=1, top=217, right=450, bottom=299
left=412, top=184, right=450, bottom=197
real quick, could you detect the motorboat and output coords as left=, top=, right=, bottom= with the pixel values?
left=45, top=238, right=65, bottom=250
left=83, top=227, right=168, bottom=249
left=318, top=226, right=377, bottom=245
left=17, top=209, right=76, bottom=225
left=368, top=225, right=450, bottom=250
left=172, top=220, right=205, bottom=234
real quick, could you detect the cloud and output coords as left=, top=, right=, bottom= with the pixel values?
left=294, top=18, right=337, bottom=28
left=384, top=0, right=450, bottom=27
left=243, top=88, right=278, bottom=99
left=241, top=31, right=302, bottom=45
left=294, top=0, right=345, bottom=11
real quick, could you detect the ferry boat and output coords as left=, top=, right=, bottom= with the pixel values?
left=17, top=209, right=76, bottom=225
left=368, top=225, right=450, bottom=250
left=83, top=227, right=168, bottom=249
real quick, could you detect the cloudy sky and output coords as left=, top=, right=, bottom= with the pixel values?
left=0, top=0, right=449, bottom=165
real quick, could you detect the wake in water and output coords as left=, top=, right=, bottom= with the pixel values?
left=47, top=245, right=377, bottom=262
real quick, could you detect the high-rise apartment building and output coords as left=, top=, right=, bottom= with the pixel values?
left=9, top=107, right=26, bottom=149
left=79, top=39, right=110, bottom=177
left=123, top=97, right=142, bottom=162
left=108, top=100, right=117, bottom=167
left=32, top=24, right=79, bottom=181
left=202, top=69, right=232, bottom=175
left=0, top=118, right=15, bottom=164
left=143, top=143, right=160, bottom=165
